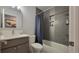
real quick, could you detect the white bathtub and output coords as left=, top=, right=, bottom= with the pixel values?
left=42, top=40, right=69, bottom=53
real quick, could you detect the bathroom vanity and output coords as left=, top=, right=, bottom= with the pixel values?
left=0, top=34, right=30, bottom=53
left=0, top=6, right=29, bottom=53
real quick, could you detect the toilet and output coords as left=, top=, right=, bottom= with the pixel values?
left=29, top=35, right=43, bottom=53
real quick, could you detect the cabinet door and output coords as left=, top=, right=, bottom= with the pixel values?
left=2, top=47, right=17, bottom=53
left=16, top=43, right=29, bottom=53
left=0, top=42, right=1, bottom=53
left=1, top=37, right=29, bottom=49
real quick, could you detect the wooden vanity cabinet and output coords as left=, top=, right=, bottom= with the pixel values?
left=0, top=37, right=30, bottom=53
left=2, top=46, right=17, bottom=53
left=16, top=43, right=29, bottom=53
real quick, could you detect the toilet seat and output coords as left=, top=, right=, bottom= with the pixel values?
left=31, top=43, right=43, bottom=49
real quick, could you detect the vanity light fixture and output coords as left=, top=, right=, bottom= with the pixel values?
left=17, top=6, right=21, bottom=10
left=12, top=6, right=16, bottom=8
left=11, top=6, right=21, bottom=10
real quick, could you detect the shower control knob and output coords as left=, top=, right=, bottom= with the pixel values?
left=69, top=42, right=74, bottom=46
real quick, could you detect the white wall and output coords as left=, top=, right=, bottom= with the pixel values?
left=21, top=6, right=36, bottom=35
left=69, top=6, right=79, bottom=53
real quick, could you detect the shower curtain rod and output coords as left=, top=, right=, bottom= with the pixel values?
left=36, top=7, right=54, bottom=15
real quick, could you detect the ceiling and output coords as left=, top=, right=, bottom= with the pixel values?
left=37, top=6, right=54, bottom=11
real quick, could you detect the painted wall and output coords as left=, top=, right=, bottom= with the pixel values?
left=20, top=6, right=36, bottom=35
left=69, top=7, right=79, bottom=53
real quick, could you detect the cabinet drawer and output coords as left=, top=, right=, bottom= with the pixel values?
left=2, top=47, right=17, bottom=53
left=1, top=37, right=29, bottom=49
left=16, top=43, right=29, bottom=53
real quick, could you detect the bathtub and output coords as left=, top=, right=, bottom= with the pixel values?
left=42, top=40, right=69, bottom=53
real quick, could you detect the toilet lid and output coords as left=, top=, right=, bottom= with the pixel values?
left=31, top=43, right=43, bottom=49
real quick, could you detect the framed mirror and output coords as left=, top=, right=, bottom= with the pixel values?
left=0, top=6, right=23, bottom=29
left=0, top=8, right=2, bottom=28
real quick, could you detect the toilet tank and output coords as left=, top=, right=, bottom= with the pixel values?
left=29, top=35, right=35, bottom=44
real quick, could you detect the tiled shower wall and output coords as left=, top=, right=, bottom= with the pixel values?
left=43, top=6, right=69, bottom=46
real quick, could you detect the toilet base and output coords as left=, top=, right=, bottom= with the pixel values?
left=31, top=47, right=42, bottom=53
left=30, top=43, right=43, bottom=53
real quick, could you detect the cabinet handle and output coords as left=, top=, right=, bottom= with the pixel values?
left=0, top=45, right=1, bottom=48
left=14, top=47, right=17, bottom=50
left=0, top=43, right=1, bottom=48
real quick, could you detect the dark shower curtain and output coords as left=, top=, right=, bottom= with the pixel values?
left=35, top=15, right=43, bottom=45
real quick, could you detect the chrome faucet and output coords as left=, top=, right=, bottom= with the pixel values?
left=12, top=29, right=14, bottom=35
left=0, top=31, right=2, bottom=36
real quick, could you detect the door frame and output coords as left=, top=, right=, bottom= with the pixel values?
left=69, top=6, right=79, bottom=53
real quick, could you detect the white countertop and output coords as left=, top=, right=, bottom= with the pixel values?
left=0, top=34, right=29, bottom=41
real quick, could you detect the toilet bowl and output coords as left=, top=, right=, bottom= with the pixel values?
left=31, top=43, right=43, bottom=53
left=29, top=35, right=43, bottom=53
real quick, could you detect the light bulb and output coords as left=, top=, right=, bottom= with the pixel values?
left=12, top=6, right=16, bottom=8
left=17, top=6, right=21, bottom=10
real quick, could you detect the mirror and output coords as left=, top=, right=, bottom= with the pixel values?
left=0, top=6, right=23, bottom=29
left=0, top=8, right=2, bottom=28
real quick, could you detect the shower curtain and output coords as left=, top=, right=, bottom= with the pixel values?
left=35, top=15, right=43, bottom=45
